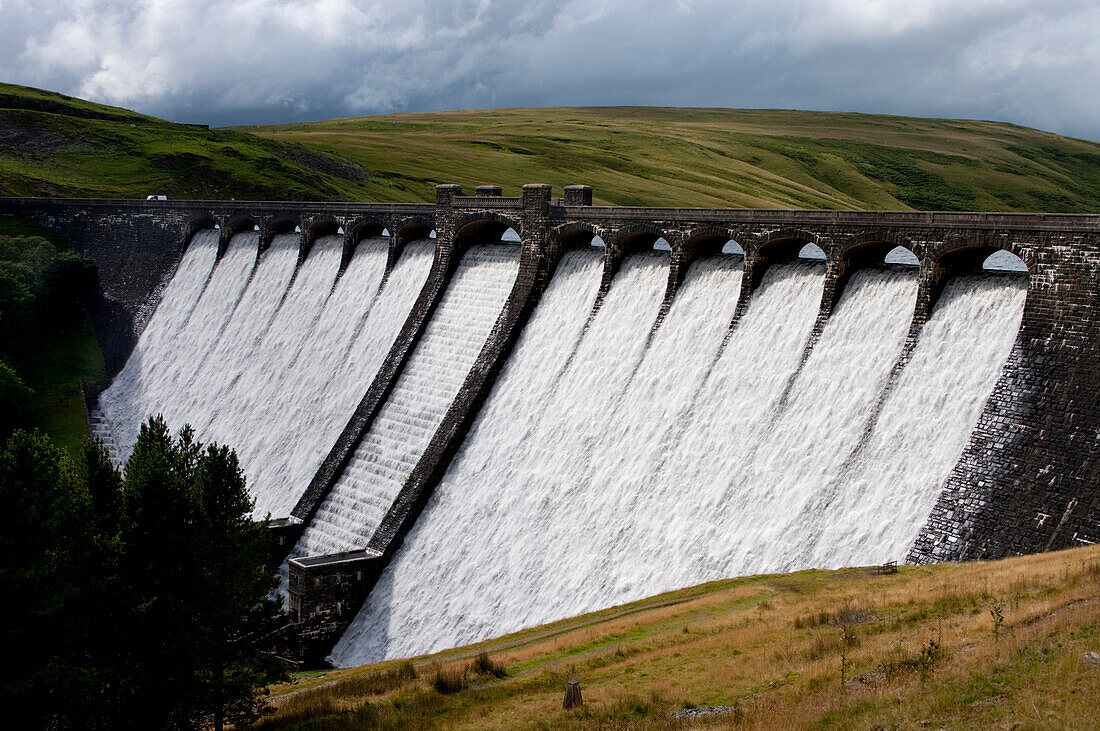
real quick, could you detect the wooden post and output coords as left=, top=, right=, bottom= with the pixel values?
left=563, top=680, right=583, bottom=709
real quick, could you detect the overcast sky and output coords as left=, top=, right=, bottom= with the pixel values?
left=1, top=0, right=1098, bottom=139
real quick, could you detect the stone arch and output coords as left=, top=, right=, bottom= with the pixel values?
left=606, top=223, right=665, bottom=257
left=749, top=229, right=816, bottom=263
left=183, top=215, right=218, bottom=248
left=453, top=211, right=523, bottom=248
left=219, top=215, right=261, bottom=259
left=391, top=215, right=435, bottom=244
left=838, top=231, right=923, bottom=269
left=745, top=229, right=819, bottom=290
left=936, top=235, right=1033, bottom=277
left=683, top=225, right=735, bottom=259
left=222, top=215, right=260, bottom=240
left=346, top=217, right=386, bottom=246
left=549, top=221, right=603, bottom=260
left=926, top=235, right=1032, bottom=310
left=260, top=216, right=301, bottom=255
left=341, top=217, right=388, bottom=272
left=303, top=217, right=341, bottom=257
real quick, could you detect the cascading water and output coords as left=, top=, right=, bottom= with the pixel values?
left=94, top=232, right=436, bottom=521
left=199, top=235, right=343, bottom=516
left=292, top=244, right=521, bottom=558
left=793, top=274, right=1028, bottom=566
left=287, top=239, right=437, bottom=506
left=236, top=238, right=389, bottom=518
left=670, top=267, right=918, bottom=577
left=332, top=250, right=676, bottom=664
left=167, top=233, right=300, bottom=442
left=93, top=217, right=1030, bottom=670
left=98, top=229, right=221, bottom=457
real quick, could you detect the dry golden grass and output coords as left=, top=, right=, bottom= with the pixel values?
left=255, top=545, right=1100, bottom=730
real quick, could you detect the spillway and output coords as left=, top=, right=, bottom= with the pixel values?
left=793, top=274, right=1028, bottom=566
left=80, top=203, right=1038, bottom=670
left=170, top=233, right=300, bottom=442
left=98, top=229, right=221, bottom=456
left=237, top=237, right=390, bottom=518
left=677, top=267, right=919, bottom=576
left=292, top=243, right=522, bottom=558
left=94, top=232, right=437, bottom=520
left=199, top=236, right=344, bottom=515
left=333, top=249, right=684, bottom=663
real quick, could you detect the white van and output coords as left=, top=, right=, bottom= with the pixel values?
left=146, top=195, right=168, bottom=200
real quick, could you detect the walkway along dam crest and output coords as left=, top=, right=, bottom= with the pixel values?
left=3, top=186, right=1098, bottom=664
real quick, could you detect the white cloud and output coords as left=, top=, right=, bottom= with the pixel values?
left=0, top=0, right=1098, bottom=139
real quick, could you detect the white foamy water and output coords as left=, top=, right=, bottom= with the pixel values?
left=237, top=238, right=390, bottom=517
left=167, top=234, right=300, bottom=435
left=194, top=235, right=343, bottom=515
left=333, top=250, right=675, bottom=664
left=98, top=229, right=221, bottom=457
left=794, top=275, right=1028, bottom=566
left=147, top=233, right=260, bottom=440
left=687, top=268, right=918, bottom=575
left=293, top=244, right=521, bottom=557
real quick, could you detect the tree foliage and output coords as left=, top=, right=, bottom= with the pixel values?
left=0, top=231, right=99, bottom=442
left=0, top=418, right=287, bottom=729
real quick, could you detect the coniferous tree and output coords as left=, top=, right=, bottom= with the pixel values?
left=1, top=419, right=287, bottom=729
left=191, top=443, right=286, bottom=730
left=119, top=418, right=203, bottom=728
left=63, top=438, right=126, bottom=728
left=0, top=430, right=95, bottom=728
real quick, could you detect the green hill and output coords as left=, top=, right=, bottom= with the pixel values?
left=0, top=82, right=373, bottom=200
left=3, top=81, right=1100, bottom=211
left=240, top=107, right=1100, bottom=211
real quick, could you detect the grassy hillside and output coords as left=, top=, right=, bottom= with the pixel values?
left=0, top=82, right=374, bottom=200
left=241, top=107, right=1100, bottom=211
left=258, top=545, right=1100, bottom=729
left=4, top=82, right=1100, bottom=210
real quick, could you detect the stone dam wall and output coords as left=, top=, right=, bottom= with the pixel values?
left=3, top=188, right=1098, bottom=662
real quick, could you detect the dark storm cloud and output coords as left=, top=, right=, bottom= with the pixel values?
left=1, top=0, right=1098, bottom=138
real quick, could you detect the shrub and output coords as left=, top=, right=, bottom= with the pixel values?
left=470, top=651, right=507, bottom=678
left=432, top=667, right=467, bottom=694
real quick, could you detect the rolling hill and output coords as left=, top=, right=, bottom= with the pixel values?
left=3, top=82, right=1100, bottom=212
left=0, top=82, right=373, bottom=200
left=239, top=106, right=1100, bottom=211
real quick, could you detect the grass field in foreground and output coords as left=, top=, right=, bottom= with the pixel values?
left=240, top=107, right=1100, bottom=211
left=258, top=544, right=1100, bottom=729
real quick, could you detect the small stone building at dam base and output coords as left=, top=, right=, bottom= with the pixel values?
left=2, top=186, right=1098, bottom=665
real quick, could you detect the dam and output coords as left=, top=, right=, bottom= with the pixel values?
left=3, top=185, right=1098, bottom=665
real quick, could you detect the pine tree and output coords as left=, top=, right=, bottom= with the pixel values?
left=191, top=443, right=286, bottom=730
left=1, top=419, right=287, bottom=729
left=118, top=417, right=287, bottom=728
left=0, top=430, right=97, bottom=728
left=119, top=417, right=202, bottom=728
